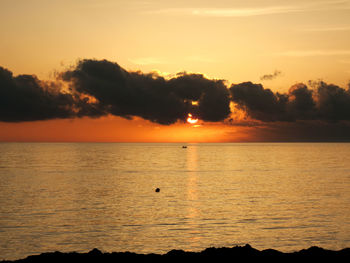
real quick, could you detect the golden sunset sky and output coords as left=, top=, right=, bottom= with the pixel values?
left=1, top=0, right=350, bottom=142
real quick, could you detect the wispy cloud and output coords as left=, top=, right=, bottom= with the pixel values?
left=276, top=50, right=350, bottom=57
left=190, top=6, right=299, bottom=17
left=129, top=57, right=166, bottom=65
left=338, top=59, right=350, bottom=64
left=299, top=25, right=350, bottom=32
left=186, top=55, right=217, bottom=63
left=260, top=70, right=282, bottom=80
left=145, top=0, right=350, bottom=18
left=146, top=6, right=298, bottom=17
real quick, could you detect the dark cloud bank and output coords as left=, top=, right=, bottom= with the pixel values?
left=1, top=59, right=350, bottom=141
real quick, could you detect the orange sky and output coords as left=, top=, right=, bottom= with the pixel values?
left=0, top=116, right=253, bottom=142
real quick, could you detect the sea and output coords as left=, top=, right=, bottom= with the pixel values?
left=0, top=142, right=350, bottom=260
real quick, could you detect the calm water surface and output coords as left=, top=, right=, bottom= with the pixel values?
left=1, top=143, right=350, bottom=260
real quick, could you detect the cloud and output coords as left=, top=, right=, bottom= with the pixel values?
left=310, top=80, right=350, bottom=121
left=0, top=66, right=76, bottom=122
left=129, top=57, right=166, bottom=65
left=260, top=70, right=282, bottom=80
left=1, top=58, right=350, bottom=141
left=276, top=50, right=350, bottom=57
left=186, top=55, right=217, bottom=63
left=229, top=82, right=287, bottom=122
left=338, top=59, right=350, bottom=64
left=190, top=6, right=299, bottom=17
left=59, top=59, right=231, bottom=124
left=146, top=6, right=299, bottom=17
left=167, top=72, right=231, bottom=121
left=0, top=60, right=231, bottom=125
left=229, top=80, right=350, bottom=123
left=145, top=1, right=350, bottom=18
left=299, top=25, right=350, bottom=32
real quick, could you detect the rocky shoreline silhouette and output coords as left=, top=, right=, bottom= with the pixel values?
left=2, top=244, right=350, bottom=262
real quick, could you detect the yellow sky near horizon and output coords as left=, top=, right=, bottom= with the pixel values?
left=1, top=0, right=350, bottom=142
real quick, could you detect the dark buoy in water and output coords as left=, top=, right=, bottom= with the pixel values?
left=155, top=188, right=160, bottom=193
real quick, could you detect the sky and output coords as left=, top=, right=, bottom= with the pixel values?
left=1, top=0, right=350, bottom=142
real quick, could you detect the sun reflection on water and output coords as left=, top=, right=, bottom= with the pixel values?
left=185, top=144, right=202, bottom=246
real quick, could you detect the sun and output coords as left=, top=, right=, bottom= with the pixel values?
left=187, top=113, right=199, bottom=124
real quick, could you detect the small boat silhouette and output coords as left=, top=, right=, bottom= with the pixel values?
left=182, top=146, right=187, bottom=148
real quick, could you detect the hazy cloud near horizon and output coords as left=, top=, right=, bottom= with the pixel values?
left=1, top=58, right=350, bottom=140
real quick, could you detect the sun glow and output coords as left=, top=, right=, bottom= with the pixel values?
left=187, top=113, right=199, bottom=124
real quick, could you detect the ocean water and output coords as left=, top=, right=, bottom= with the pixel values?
left=0, top=142, right=350, bottom=260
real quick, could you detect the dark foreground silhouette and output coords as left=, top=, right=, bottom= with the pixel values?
left=2, top=244, right=350, bottom=262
